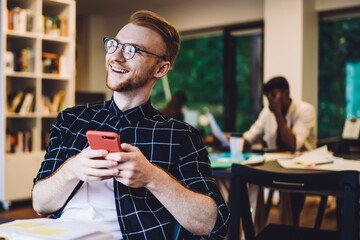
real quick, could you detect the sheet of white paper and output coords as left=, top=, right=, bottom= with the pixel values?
left=278, top=158, right=360, bottom=171
left=0, top=218, right=114, bottom=240
left=342, top=118, right=360, bottom=140
left=263, top=152, right=297, bottom=160
left=289, top=146, right=335, bottom=165
left=277, top=145, right=360, bottom=171
left=206, top=112, right=230, bottom=148
left=277, top=145, right=347, bottom=170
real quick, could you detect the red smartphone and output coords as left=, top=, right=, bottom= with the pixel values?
left=86, top=130, right=122, bottom=153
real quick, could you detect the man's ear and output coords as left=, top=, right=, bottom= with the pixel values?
left=154, top=61, right=171, bottom=78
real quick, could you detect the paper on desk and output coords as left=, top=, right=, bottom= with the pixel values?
left=263, top=152, right=297, bottom=160
left=206, top=113, right=230, bottom=148
left=0, top=218, right=114, bottom=240
left=209, top=153, right=265, bottom=168
left=278, top=146, right=360, bottom=171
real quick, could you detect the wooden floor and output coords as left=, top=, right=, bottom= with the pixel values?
left=0, top=196, right=337, bottom=230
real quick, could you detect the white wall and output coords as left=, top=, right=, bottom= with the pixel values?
left=263, top=0, right=304, bottom=99
left=263, top=0, right=318, bottom=110
left=76, top=0, right=360, bottom=102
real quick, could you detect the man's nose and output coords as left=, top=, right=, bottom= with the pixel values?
left=112, top=46, right=126, bottom=61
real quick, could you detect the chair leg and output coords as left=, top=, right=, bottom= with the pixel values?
left=335, top=197, right=342, bottom=232
left=314, top=196, right=327, bottom=229
left=265, top=189, right=274, bottom=220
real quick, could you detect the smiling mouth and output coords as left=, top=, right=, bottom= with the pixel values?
left=110, top=64, right=129, bottom=73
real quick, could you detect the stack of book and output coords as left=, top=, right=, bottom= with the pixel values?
left=41, top=90, right=66, bottom=114
left=6, top=48, right=35, bottom=73
left=6, top=129, right=34, bottom=154
left=7, top=90, right=35, bottom=114
left=7, top=7, right=34, bottom=33
left=42, top=15, right=68, bottom=37
left=42, top=52, right=60, bottom=74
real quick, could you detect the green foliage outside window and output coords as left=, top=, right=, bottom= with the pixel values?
left=318, top=17, right=360, bottom=138
left=151, top=35, right=224, bottom=129
left=235, top=34, right=261, bottom=133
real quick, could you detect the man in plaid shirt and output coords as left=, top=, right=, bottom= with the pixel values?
left=32, top=10, right=229, bottom=239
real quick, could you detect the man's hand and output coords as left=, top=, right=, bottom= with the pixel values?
left=68, top=147, right=120, bottom=182
left=32, top=147, right=120, bottom=216
left=106, top=143, right=217, bottom=235
left=105, top=143, right=156, bottom=188
left=266, top=93, right=282, bottom=116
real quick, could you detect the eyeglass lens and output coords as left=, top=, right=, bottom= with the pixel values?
left=105, top=39, right=117, bottom=53
left=104, top=39, right=136, bottom=60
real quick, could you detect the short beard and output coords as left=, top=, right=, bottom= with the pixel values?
left=105, top=72, right=148, bottom=92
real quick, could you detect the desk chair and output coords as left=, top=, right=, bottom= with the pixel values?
left=228, top=164, right=359, bottom=240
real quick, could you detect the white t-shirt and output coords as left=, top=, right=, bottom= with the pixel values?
left=243, top=99, right=317, bottom=151
left=59, top=178, right=123, bottom=240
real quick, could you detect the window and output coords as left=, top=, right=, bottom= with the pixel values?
left=318, top=12, right=360, bottom=138
left=223, top=27, right=263, bottom=132
left=151, top=33, right=223, bottom=135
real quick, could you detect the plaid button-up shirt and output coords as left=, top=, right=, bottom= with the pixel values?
left=34, top=98, right=229, bottom=239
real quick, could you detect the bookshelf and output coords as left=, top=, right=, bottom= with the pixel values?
left=0, top=0, right=75, bottom=209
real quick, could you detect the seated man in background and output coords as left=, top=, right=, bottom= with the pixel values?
left=243, top=76, right=317, bottom=152
left=243, top=76, right=317, bottom=226
left=32, top=10, right=229, bottom=239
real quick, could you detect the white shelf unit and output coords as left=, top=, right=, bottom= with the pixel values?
left=0, top=0, right=75, bottom=209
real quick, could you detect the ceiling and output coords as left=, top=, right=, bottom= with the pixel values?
left=75, top=0, right=184, bottom=16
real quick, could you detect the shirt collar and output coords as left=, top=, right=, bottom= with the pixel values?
left=108, top=97, right=154, bottom=125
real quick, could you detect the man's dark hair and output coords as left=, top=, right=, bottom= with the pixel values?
left=263, top=76, right=289, bottom=94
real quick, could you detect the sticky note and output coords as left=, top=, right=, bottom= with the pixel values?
left=1, top=222, right=44, bottom=228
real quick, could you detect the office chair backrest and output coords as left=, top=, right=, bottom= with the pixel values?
left=229, top=163, right=359, bottom=240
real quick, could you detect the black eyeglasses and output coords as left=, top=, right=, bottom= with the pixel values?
left=103, top=37, right=166, bottom=61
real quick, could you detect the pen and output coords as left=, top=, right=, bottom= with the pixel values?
left=314, top=160, right=334, bottom=165
left=303, top=160, right=334, bottom=168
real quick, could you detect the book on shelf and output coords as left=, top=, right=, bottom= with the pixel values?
left=42, top=52, right=60, bottom=74
left=41, top=90, right=66, bottom=114
left=0, top=218, right=114, bottom=240
left=7, top=90, right=35, bottom=114
left=11, top=48, right=34, bottom=72
left=19, top=92, right=35, bottom=114
left=5, top=51, right=14, bottom=72
left=7, top=7, right=34, bottom=33
left=42, top=15, right=69, bottom=37
left=51, top=90, right=65, bottom=112
left=8, top=91, right=24, bottom=113
left=6, top=129, right=34, bottom=154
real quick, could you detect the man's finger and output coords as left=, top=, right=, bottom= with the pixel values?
left=84, top=148, right=108, bottom=159
left=121, top=143, right=140, bottom=153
